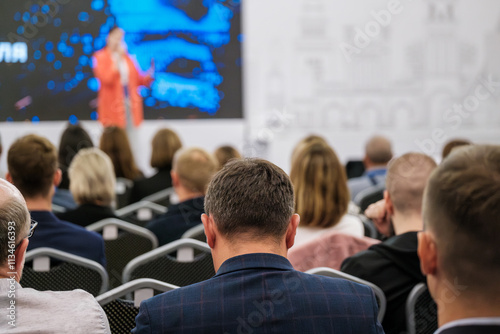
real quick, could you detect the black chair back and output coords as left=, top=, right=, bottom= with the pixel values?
left=406, top=283, right=438, bottom=334
left=21, top=248, right=108, bottom=296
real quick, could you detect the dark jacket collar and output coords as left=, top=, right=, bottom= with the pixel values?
left=167, top=196, right=205, bottom=215
left=215, top=253, right=294, bottom=277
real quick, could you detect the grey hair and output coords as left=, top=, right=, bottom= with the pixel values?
left=0, top=196, right=30, bottom=265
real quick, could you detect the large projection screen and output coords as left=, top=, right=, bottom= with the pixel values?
left=0, top=0, right=243, bottom=122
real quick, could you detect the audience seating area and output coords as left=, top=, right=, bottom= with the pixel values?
left=97, top=278, right=178, bottom=334
left=87, top=218, right=159, bottom=288
left=21, top=247, right=108, bottom=296
left=115, top=200, right=167, bottom=228
left=406, top=283, right=438, bottom=334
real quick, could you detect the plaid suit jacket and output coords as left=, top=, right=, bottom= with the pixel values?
left=133, top=253, right=385, bottom=334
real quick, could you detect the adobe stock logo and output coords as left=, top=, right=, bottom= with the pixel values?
left=339, top=0, right=410, bottom=63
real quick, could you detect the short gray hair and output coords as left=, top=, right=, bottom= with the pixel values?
left=0, top=196, right=30, bottom=265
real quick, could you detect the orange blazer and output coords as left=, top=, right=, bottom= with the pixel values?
left=92, top=48, right=153, bottom=128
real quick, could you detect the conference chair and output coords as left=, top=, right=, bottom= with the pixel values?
left=406, top=283, right=438, bottom=334
left=122, top=239, right=215, bottom=287
left=142, top=187, right=178, bottom=207
left=115, top=200, right=167, bottom=228
left=354, top=183, right=386, bottom=213
left=306, top=267, right=386, bottom=322
left=345, top=160, right=365, bottom=179
left=359, top=214, right=384, bottom=240
left=51, top=204, right=66, bottom=214
left=116, top=177, right=134, bottom=209
left=87, top=218, right=159, bottom=289
left=96, top=278, right=178, bottom=334
left=21, top=248, right=108, bottom=296
left=181, top=223, right=206, bottom=242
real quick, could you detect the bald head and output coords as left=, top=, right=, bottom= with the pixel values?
left=386, top=153, right=437, bottom=215
left=0, top=179, right=30, bottom=265
left=365, top=136, right=393, bottom=166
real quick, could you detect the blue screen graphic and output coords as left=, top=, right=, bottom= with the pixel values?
left=0, top=0, right=242, bottom=122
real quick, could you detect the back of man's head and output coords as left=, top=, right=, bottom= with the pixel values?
left=423, top=145, right=500, bottom=300
left=205, top=158, right=294, bottom=241
left=0, top=179, right=30, bottom=267
left=8, top=134, right=58, bottom=198
left=173, top=147, right=217, bottom=194
left=365, top=136, right=393, bottom=166
left=386, top=153, right=437, bottom=216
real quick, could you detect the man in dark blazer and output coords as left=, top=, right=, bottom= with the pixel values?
left=6, top=134, right=106, bottom=267
left=145, top=147, right=217, bottom=246
left=418, top=145, right=500, bottom=334
left=134, top=159, right=384, bottom=333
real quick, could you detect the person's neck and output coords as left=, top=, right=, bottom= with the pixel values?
left=0, top=266, right=19, bottom=281
left=25, top=196, right=52, bottom=212
left=366, top=164, right=386, bottom=171
left=175, top=187, right=203, bottom=203
left=212, top=238, right=287, bottom=272
left=392, top=212, right=423, bottom=235
left=437, top=295, right=500, bottom=327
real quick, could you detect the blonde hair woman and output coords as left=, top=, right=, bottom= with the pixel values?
left=290, top=139, right=364, bottom=246
left=130, top=128, right=183, bottom=202
left=56, top=148, right=121, bottom=227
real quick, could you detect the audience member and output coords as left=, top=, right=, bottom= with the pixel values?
left=0, top=179, right=111, bottom=333
left=146, top=148, right=217, bottom=246
left=134, top=159, right=384, bottom=333
left=348, top=135, right=393, bottom=200
left=341, top=153, right=437, bottom=334
left=290, top=134, right=328, bottom=163
left=214, top=145, right=241, bottom=169
left=130, top=128, right=182, bottom=203
left=418, top=145, right=500, bottom=333
left=99, top=126, right=143, bottom=181
left=53, top=123, right=94, bottom=210
left=290, top=140, right=363, bottom=246
left=7, top=134, right=106, bottom=267
left=57, top=148, right=121, bottom=227
left=441, top=138, right=471, bottom=160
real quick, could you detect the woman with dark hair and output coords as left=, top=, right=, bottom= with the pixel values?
left=290, top=139, right=364, bottom=246
left=53, top=123, right=94, bottom=210
left=130, top=128, right=182, bottom=203
left=99, top=126, right=143, bottom=181
left=58, top=124, right=94, bottom=189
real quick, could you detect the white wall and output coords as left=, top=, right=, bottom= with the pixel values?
left=243, top=0, right=500, bottom=172
left=2, top=0, right=500, bottom=175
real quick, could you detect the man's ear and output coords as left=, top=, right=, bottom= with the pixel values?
left=418, top=231, right=438, bottom=276
left=171, top=170, right=179, bottom=188
left=201, top=214, right=216, bottom=249
left=14, top=238, right=29, bottom=283
left=384, top=190, right=394, bottom=216
left=285, top=214, right=300, bottom=250
left=5, top=172, right=13, bottom=183
left=54, top=168, right=62, bottom=187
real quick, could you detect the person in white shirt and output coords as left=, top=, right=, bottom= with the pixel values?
left=0, top=178, right=110, bottom=333
left=418, top=145, right=500, bottom=334
left=290, top=136, right=364, bottom=247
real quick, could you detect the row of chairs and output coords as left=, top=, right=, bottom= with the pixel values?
left=21, top=236, right=213, bottom=296
left=21, top=246, right=435, bottom=334
left=79, top=266, right=434, bottom=334
left=116, top=180, right=177, bottom=209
